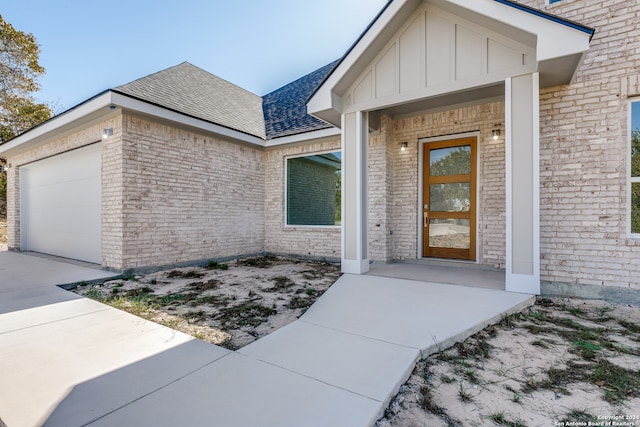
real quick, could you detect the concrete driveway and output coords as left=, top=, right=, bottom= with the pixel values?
left=0, top=251, right=534, bottom=427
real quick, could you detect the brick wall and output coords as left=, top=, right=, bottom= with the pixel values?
left=264, top=138, right=341, bottom=260
left=509, top=0, right=640, bottom=289
left=120, top=114, right=266, bottom=269
left=368, top=115, right=395, bottom=262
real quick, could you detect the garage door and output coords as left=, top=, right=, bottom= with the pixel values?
left=20, top=143, right=102, bottom=264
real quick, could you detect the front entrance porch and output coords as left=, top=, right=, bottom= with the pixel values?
left=308, top=0, right=593, bottom=296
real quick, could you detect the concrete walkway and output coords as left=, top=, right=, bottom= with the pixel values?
left=0, top=252, right=534, bottom=427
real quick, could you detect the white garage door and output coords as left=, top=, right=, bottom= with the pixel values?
left=20, top=143, right=102, bottom=264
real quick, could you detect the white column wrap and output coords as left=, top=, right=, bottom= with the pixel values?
left=505, top=73, right=540, bottom=294
left=341, top=111, right=370, bottom=274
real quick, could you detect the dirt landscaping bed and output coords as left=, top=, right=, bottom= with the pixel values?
left=74, top=256, right=341, bottom=349
left=377, top=298, right=640, bottom=427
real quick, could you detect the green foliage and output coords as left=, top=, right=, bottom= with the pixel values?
left=632, top=128, right=640, bottom=176
left=0, top=96, right=50, bottom=142
left=0, top=166, right=6, bottom=216
left=0, top=15, right=52, bottom=143
left=430, top=147, right=471, bottom=177
left=429, top=147, right=471, bottom=212
left=632, top=128, right=640, bottom=233
left=335, top=170, right=341, bottom=224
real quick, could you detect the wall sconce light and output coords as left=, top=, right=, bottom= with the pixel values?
left=102, top=128, right=113, bottom=139
left=400, top=141, right=408, bottom=152
left=492, top=128, right=501, bottom=140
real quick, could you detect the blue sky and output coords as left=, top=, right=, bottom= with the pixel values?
left=3, top=0, right=388, bottom=112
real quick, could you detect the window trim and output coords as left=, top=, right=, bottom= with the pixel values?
left=284, top=149, right=342, bottom=229
left=628, top=99, right=640, bottom=238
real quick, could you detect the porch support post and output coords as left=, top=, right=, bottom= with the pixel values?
left=505, top=73, right=540, bottom=294
left=341, top=111, right=369, bottom=274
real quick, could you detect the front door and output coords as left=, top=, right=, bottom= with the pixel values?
left=423, top=137, right=476, bottom=260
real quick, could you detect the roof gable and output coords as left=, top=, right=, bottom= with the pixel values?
left=114, top=62, right=266, bottom=139
left=308, top=0, right=594, bottom=126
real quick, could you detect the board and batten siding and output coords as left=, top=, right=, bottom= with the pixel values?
left=343, top=3, right=535, bottom=113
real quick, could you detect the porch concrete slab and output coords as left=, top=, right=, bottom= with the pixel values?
left=0, top=251, right=118, bottom=293
left=368, top=262, right=505, bottom=290
left=239, top=320, right=420, bottom=405
left=302, top=274, right=535, bottom=355
left=0, top=302, right=230, bottom=427
left=89, top=352, right=382, bottom=427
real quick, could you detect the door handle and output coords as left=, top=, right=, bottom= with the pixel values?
left=424, top=211, right=428, bottom=227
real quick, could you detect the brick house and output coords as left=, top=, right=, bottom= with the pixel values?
left=0, top=0, right=638, bottom=300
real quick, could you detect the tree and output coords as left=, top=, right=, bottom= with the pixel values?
left=0, top=15, right=52, bottom=218
left=429, top=147, right=471, bottom=212
left=0, top=14, right=51, bottom=143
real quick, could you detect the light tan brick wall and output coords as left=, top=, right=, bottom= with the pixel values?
left=4, top=116, right=122, bottom=264
left=120, top=114, right=266, bottom=269
left=368, top=115, right=395, bottom=262
left=385, top=102, right=506, bottom=267
left=512, top=0, right=640, bottom=289
left=264, top=138, right=341, bottom=260
left=102, top=120, right=125, bottom=268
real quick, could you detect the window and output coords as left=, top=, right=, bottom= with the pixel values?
left=548, top=0, right=563, bottom=4
left=630, top=101, right=640, bottom=235
left=286, top=151, right=341, bottom=226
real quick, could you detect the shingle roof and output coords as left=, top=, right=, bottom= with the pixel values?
left=113, top=61, right=337, bottom=141
left=262, top=61, right=338, bottom=140
left=114, top=62, right=266, bottom=139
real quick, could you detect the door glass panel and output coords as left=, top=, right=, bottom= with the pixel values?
left=430, top=183, right=470, bottom=212
left=430, top=146, right=471, bottom=176
left=429, top=219, right=470, bottom=249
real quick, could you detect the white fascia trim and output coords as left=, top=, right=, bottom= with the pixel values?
left=307, top=0, right=410, bottom=116
left=446, top=0, right=591, bottom=60
left=264, top=127, right=341, bottom=148
left=0, top=92, right=113, bottom=155
left=111, top=93, right=265, bottom=147
left=308, top=0, right=590, bottom=118
left=0, top=91, right=266, bottom=156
